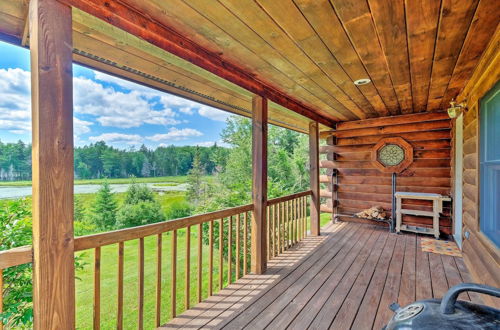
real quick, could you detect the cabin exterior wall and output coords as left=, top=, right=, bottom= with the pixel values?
left=455, top=28, right=500, bottom=307
left=322, top=112, right=453, bottom=234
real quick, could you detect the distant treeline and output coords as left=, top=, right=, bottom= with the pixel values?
left=0, top=140, right=229, bottom=180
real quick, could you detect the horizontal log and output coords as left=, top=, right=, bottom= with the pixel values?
left=75, top=204, right=253, bottom=251
left=335, top=111, right=449, bottom=131
left=0, top=246, right=32, bottom=269
left=337, top=130, right=451, bottom=146
left=338, top=176, right=451, bottom=187
left=320, top=168, right=451, bottom=180
left=463, top=119, right=478, bottom=140
left=463, top=169, right=477, bottom=185
left=463, top=136, right=476, bottom=154
left=463, top=106, right=477, bottom=124
left=463, top=153, right=477, bottom=169
left=320, top=140, right=451, bottom=154
left=320, top=159, right=451, bottom=169
left=329, top=120, right=451, bottom=138
left=337, top=184, right=451, bottom=196
left=462, top=211, right=478, bottom=231
left=334, top=149, right=451, bottom=161
left=463, top=183, right=478, bottom=203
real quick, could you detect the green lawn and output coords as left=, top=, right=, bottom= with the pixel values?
left=0, top=176, right=197, bottom=187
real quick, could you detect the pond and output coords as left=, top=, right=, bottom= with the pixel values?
left=0, top=182, right=189, bottom=199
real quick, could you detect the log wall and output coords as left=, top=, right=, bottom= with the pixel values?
left=456, top=28, right=499, bottom=306
left=320, top=111, right=453, bottom=234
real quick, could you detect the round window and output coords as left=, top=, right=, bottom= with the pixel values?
left=378, top=144, right=405, bottom=166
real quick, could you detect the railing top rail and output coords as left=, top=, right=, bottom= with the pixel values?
left=74, top=203, right=253, bottom=251
left=0, top=246, right=32, bottom=269
left=266, top=190, right=312, bottom=206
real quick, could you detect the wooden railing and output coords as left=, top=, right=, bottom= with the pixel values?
left=0, top=191, right=311, bottom=329
left=267, top=190, right=311, bottom=260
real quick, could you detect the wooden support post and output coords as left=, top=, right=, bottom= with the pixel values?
left=309, top=121, right=320, bottom=236
left=30, top=0, right=75, bottom=328
left=251, top=95, right=268, bottom=274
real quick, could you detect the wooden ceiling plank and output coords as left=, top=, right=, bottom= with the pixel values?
left=216, top=0, right=361, bottom=120
left=121, top=0, right=341, bottom=123
left=178, top=0, right=355, bottom=121
left=293, top=0, right=389, bottom=117
left=368, top=0, right=413, bottom=113
left=440, top=0, right=500, bottom=108
left=330, top=0, right=401, bottom=115
left=61, top=0, right=335, bottom=126
left=254, top=0, right=376, bottom=119
left=405, top=0, right=442, bottom=112
left=426, top=0, right=480, bottom=111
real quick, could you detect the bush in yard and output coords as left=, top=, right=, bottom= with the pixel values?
left=164, top=200, right=192, bottom=220
left=89, top=181, right=117, bottom=230
left=116, top=182, right=165, bottom=228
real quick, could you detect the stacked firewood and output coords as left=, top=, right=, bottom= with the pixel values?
left=355, top=206, right=387, bottom=220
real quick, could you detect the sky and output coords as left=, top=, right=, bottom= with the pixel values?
left=0, top=41, right=232, bottom=149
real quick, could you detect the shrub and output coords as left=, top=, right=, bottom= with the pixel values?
left=164, top=200, right=192, bottom=220
left=116, top=201, right=165, bottom=228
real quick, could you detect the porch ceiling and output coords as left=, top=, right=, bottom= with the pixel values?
left=0, top=0, right=499, bottom=129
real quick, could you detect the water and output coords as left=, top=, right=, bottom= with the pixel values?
left=0, top=182, right=189, bottom=199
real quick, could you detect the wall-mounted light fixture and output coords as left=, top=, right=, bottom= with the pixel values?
left=447, top=99, right=467, bottom=118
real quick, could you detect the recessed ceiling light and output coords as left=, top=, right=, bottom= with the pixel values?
left=354, top=78, right=371, bottom=86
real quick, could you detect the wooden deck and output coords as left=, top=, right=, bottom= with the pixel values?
left=161, top=222, right=481, bottom=329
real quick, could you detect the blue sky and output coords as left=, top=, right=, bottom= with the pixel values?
left=0, top=41, right=231, bottom=149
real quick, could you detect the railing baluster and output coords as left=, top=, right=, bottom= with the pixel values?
left=293, top=198, right=299, bottom=244
left=197, top=223, right=203, bottom=303
left=270, top=204, right=275, bottom=258
left=156, top=234, right=162, bottom=327
left=285, top=200, right=289, bottom=250
left=117, top=242, right=124, bottom=330
left=219, top=218, right=223, bottom=290
left=171, top=230, right=177, bottom=318
left=277, top=202, right=282, bottom=254
left=243, top=212, right=248, bottom=275
left=228, top=216, right=233, bottom=284
left=236, top=213, right=241, bottom=279
left=185, top=226, right=191, bottom=310
left=209, top=220, right=214, bottom=296
left=94, top=247, right=101, bottom=330
left=299, top=197, right=303, bottom=241
left=138, top=238, right=144, bottom=330
left=266, top=205, right=270, bottom=261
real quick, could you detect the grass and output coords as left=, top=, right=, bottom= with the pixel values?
left=0, top=176, right=195, bottom=187
left=152, top=183, right=179, bottom=187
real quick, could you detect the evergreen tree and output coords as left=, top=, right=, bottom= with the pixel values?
left=116, top=182, right=165, bottom=228
left=187, top=147, right=204, bottom=206
left=74, top=196, right=86, bottom=223
left=89, top=182, right=117, bottom=229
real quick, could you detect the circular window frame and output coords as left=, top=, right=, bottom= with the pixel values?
left=371, top=137, right=413, bottom=173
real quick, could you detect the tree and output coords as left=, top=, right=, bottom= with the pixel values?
left=89, top=182, right=117, bottom=229
left=187, top=147, right=205, bottom=206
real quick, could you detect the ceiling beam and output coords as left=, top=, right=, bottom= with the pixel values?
left=59, top=0, right=335, bottom=127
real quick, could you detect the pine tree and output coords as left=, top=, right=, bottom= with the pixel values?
left=90, top=181, right=117, bottom=229
left=187, top=147, right=204, bottom=206
left=74, top=195, right=86, bottom=222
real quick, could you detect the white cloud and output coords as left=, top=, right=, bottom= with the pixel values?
left=179, top=107, right=194, bottom=115
left=89, top=133, right=143, bottom=144
left=147, top=127, right=203, bottom=142
left=0, top=68, right=31, bottom=134
left=198, top=106, right=230, bottom=122
left=74, top=117, right=93, bottom=135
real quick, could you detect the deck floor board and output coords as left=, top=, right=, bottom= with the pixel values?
left=161, top=222, right=479, bottom=329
